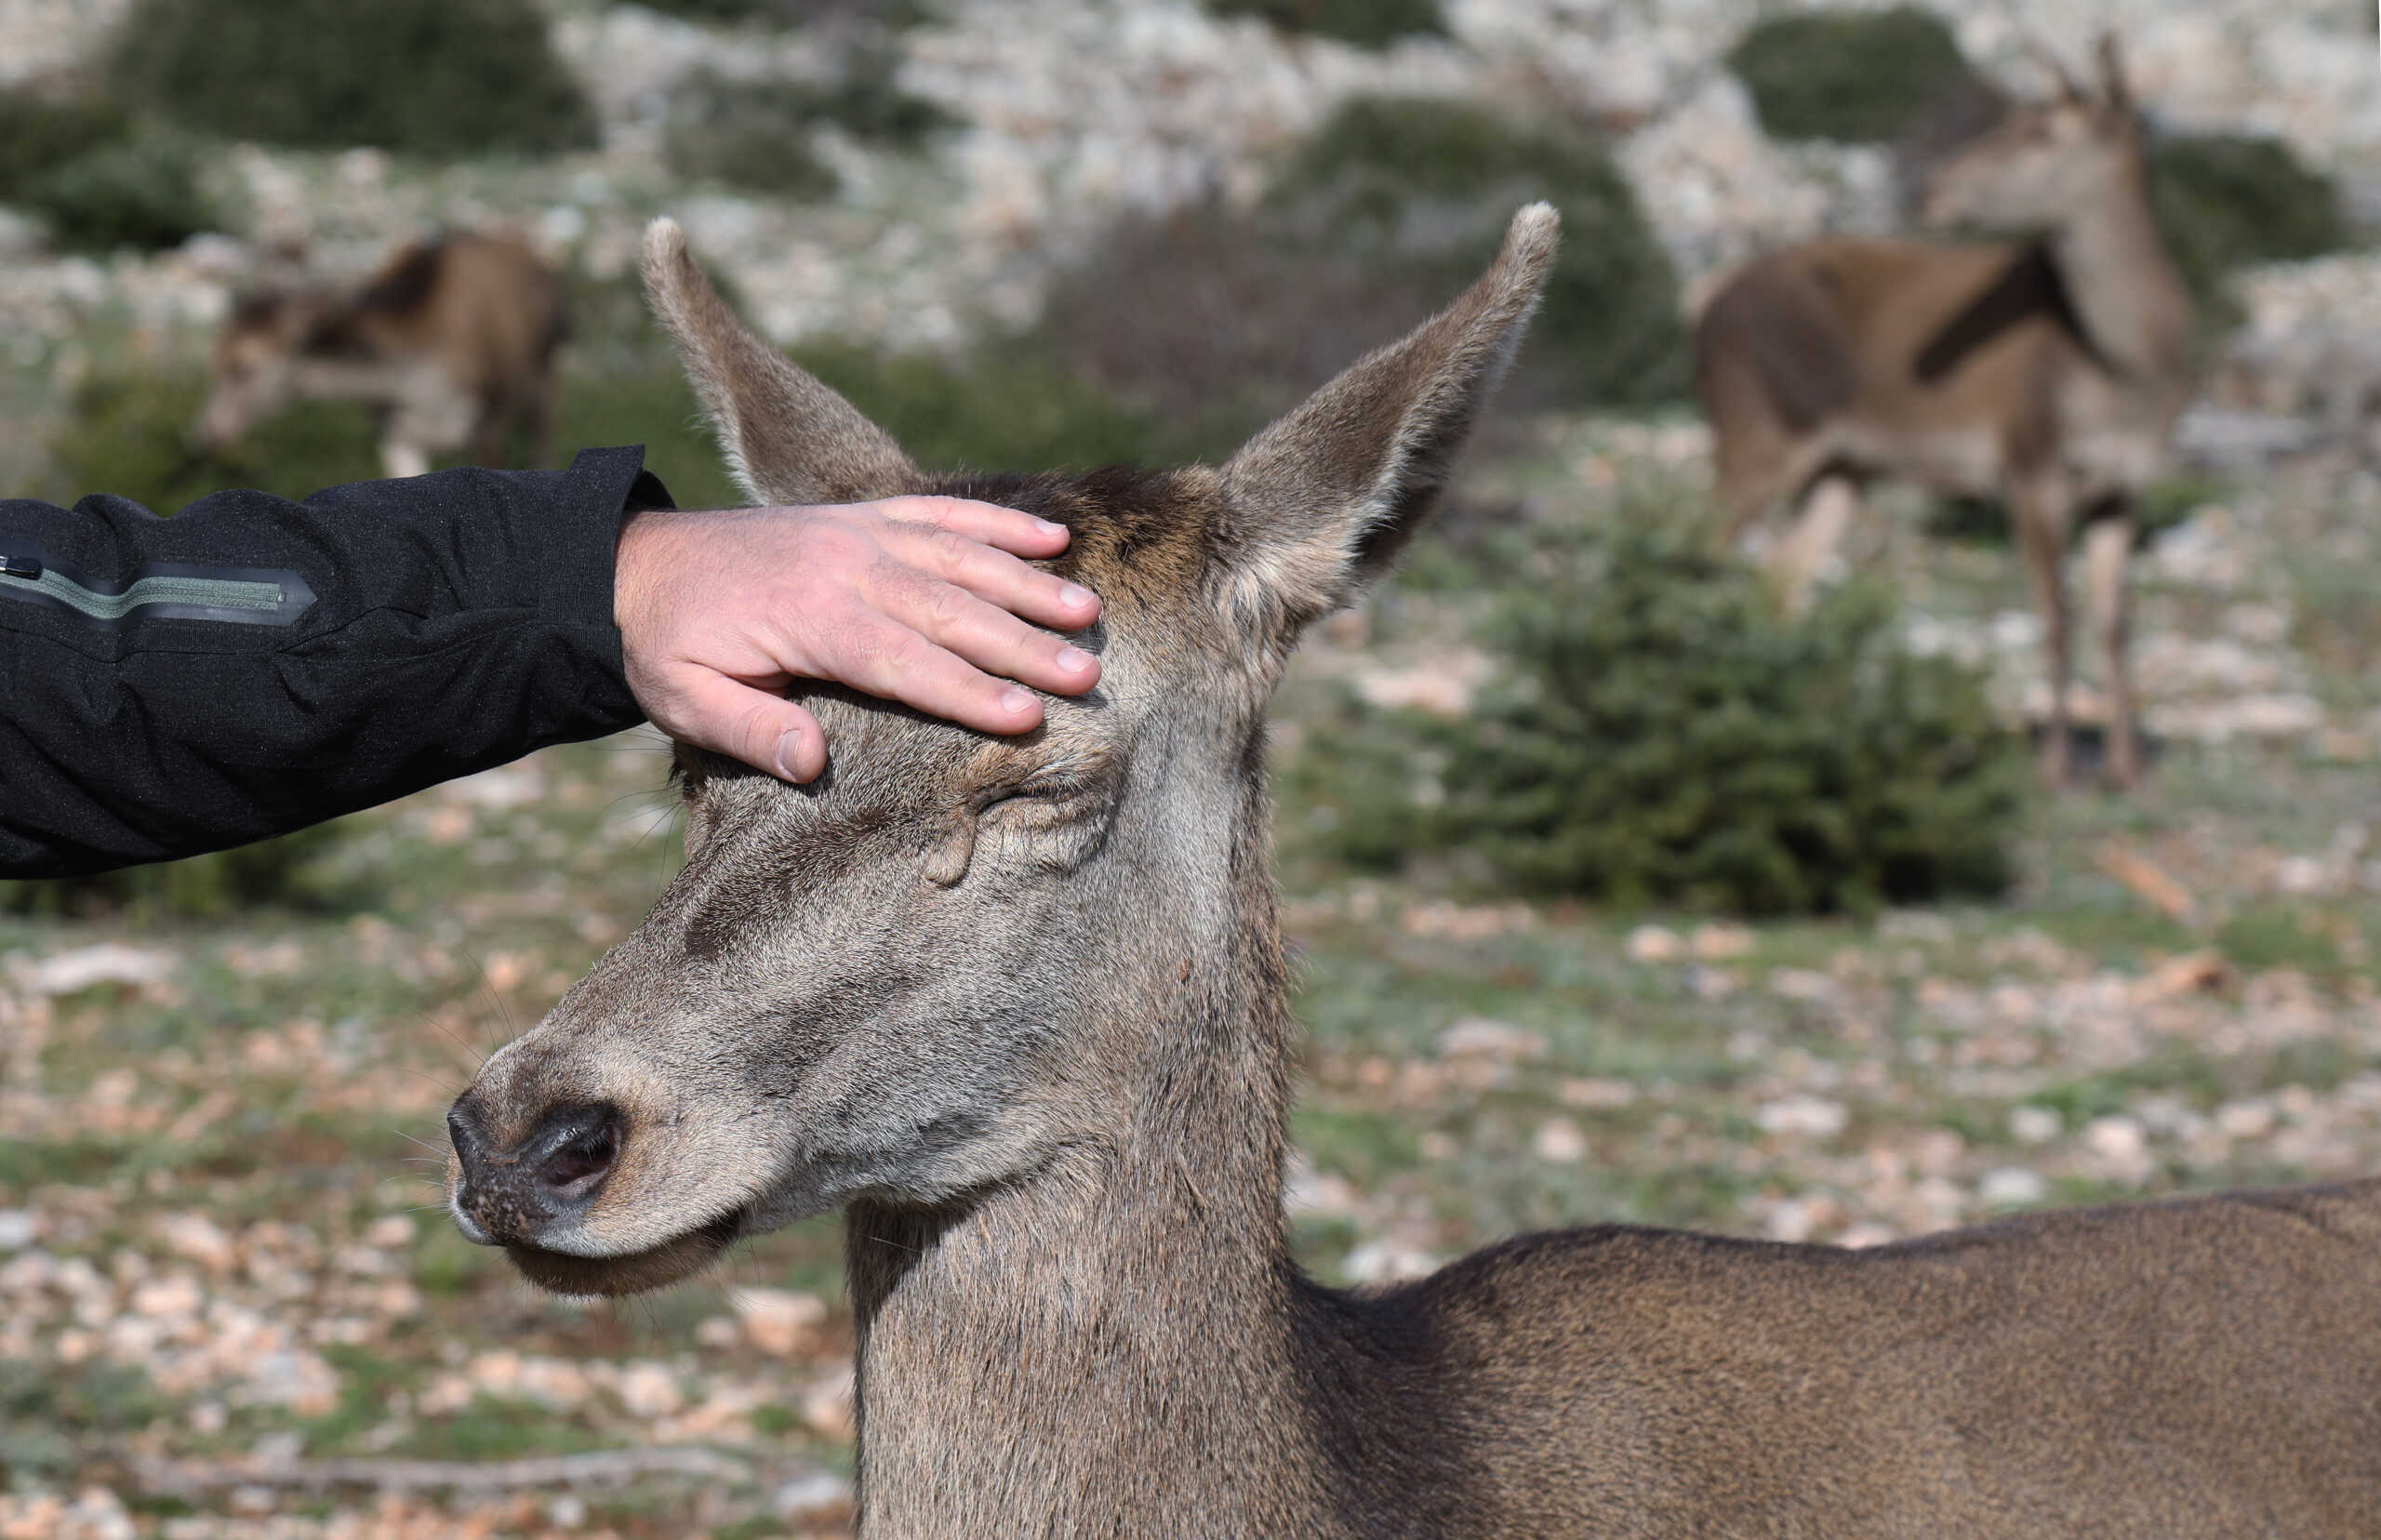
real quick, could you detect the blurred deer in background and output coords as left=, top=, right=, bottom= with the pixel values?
left=436, top=206, right=2381, bottom=1537
left=1696, top=36, right=2193, bottom=790
left=193, top=229, right=568, bottom=479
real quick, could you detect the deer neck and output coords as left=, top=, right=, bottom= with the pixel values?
left=843, top=788, right=1335, bottom=1536
left=2045, top=162, right=2193, bottom=385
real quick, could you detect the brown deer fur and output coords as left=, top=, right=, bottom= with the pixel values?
left=193, top=230, right=567, bottom=479
left=1695, top=38, right=2194, bottom=790
left=443, top=205, right=2380, bottom=1536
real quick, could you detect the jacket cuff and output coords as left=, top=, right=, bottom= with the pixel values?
left=540, top=445, right=675, bottom=646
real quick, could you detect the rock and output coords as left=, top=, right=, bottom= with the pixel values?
left=803, top=1364, right=857, bottom=1440
left=1755, top=1095, right=1849, bottom=1139
left=1531, top=1117, right=1589, bottom=1163
left=1624, top=924, right=1683, bottom=963
left=0, top=1211, right=36, bottom=1252
left=1688, top=923, right=1755, bottom=962
left=775, top=1472, right=856, bottom=1520
left=735, top=1287, right=829, bottom=1357
left=8, top=943, right=178, bottom=997
left=616, top=1361, right=685, bottom=1419
left=1434, top=1016, right=1546, bottom=1062
left=2007, top=1105, right=2063, bottom=1146
left=1977, top=1167, right=2049, bottom=1207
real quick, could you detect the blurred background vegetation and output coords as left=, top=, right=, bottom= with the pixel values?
left=0, top=0, right=2365, bottom=920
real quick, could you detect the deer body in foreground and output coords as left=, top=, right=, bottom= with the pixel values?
left=444, top=205, right=2380, bottom=1537
left=1695, top=41, right=2193, bottom=789
left=193, top=229, right=567, bottom=479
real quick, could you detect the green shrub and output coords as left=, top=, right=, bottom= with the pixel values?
left=24, top=133, right=228, bottom=253
left=0, top=93, right=134, bottom=202
left=1271, top=96, right=1687, bottom=409
left=666, top=74, right=843, bottom=200
left=627, top=0, right=933, bottom=24
left=666, top=54, right=956, bottom=197
left=1206, top=0, right=1444, bottom=48
left=1727, top=7, right=1984, bottom=144
left=2150, top=131, right=2352, bottom=324
left=45, top=370, right=382, bottom=513
left=1295, top=516, right=2029, bottom=915
left=791, top=338, right=1200, bottom=473
left=113, top=0, right=597, bottom=158
left=0, top=824, right=346, bottom=920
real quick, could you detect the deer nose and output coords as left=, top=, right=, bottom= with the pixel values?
left=446, top=1097, right=624, bottom=1245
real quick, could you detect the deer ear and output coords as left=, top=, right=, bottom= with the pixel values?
left=1215, top=203, right=1556, bottom=639
left=640, top=219, right=922, bottom=506
left=2095, top=33, right=2132, bottom=113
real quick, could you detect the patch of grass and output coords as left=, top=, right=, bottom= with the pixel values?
left=408, top=1395, right=611, bottom=1461
left=1206, top=0, right=1444, bottom=48
left=113, top=0, right=598, bottom=158
left=2216, top=902, right=2339, bottom=976
left=1922, top=473, right=2221, bottom=550
left=0, top=1358, right=169, bottom=1480
left=1726, top=7, right=1984, bottom=144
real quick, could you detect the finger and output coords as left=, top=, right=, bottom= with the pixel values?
left=825, top=616, right=1048, bottom=736
left=878, top=495, right=1074, bottom=558
left=667, top=670, right=830, bottom=782
left=886, top=526, right=1102, bottom=631
left=887, top=577, right=1102, bottom=697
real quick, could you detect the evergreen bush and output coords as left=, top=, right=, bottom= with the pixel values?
left=24, top=134, right=226, bottom=253
left=2149, top=131, right=2352, bottom=325
left=1205, top=0, right=1444, bottom=48
left=0, top=826, right=345, bottom=920
left=1271, top=96, right=1687, bottom=409
left=1296, top=517, right=2029, bottom=915
left=0, top=94, right=133, bottom=203
left=113, top=0, right=597, bottom=158
left=1726, top=7, right=1983, bottom=144
left=665, top=54, right=956, bottom=198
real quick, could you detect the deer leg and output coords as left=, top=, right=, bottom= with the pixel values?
left=1776, top=473, right=1859, bottom=616
left=2012, top=479, right=2076, bottom=789
left=2082, top=508, right=2140, bottom=790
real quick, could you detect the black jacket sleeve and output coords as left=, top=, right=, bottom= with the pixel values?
left=0, top=445, right=672, bottom=878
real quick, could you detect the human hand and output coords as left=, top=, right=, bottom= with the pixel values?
left=614, top=496, right=1100, bottom=781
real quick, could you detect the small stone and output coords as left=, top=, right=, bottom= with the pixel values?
left=774, top=1472, right=855, bottom=1520
left=1531, top=1118, right=1589, bottom=1163
left=1977, top=1167, right=2048, bottom=1208
left=2008, top=1105, right=2062, bottom=1145
left=1434, top=1017, right=1546, bottom=1063
left=736, top=1288, right=829, bottom=1358
left=0, top=1212, right=36, bottom=1252
left=548, top=1494, right=589, bottom=1530
left=803, top=1365, right=856, bottom=1441
left=1624, top=924, right=1682, bottom=963
left=1755, top=1095, right=1849, bottom=1139
left=616, top=1361, right=684, bottom=1419
left=363, top=1215, right=416, bottom=1249
left=1689, top=923, right=1755, bottom=961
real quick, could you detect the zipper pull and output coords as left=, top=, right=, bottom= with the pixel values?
left=0, top=556, right=40, bottom=580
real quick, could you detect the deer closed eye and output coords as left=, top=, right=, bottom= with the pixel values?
left=926, top=777, right=1121, bottom=887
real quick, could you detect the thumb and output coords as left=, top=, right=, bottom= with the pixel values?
left=667, top=670, right=829, bottom=782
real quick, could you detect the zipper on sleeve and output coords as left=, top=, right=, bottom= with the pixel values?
left=0, top=549, right=314, bottom=629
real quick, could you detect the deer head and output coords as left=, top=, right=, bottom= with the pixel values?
left=189, top=289, right=338, bottom=452
left=1921, top=34, right=2145, bottom=233
left=443, top=206, right=1557, bottom=1295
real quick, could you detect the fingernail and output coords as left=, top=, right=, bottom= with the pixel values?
left=1000, top=686, right=1035, bottom=715
left=1034, top=517, right=1068, bottom=537
left=1056, top=645, right=1095, bottom=674
left=1059, top=583, right=1095, bottom=609
left=772, top=730, right=805, bottom=781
